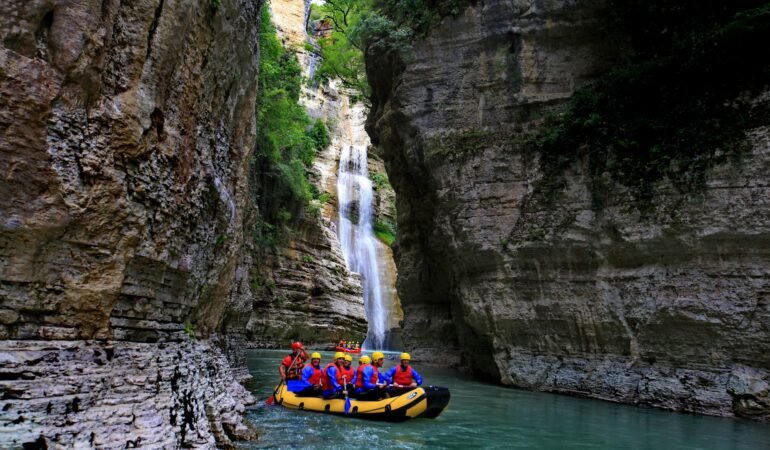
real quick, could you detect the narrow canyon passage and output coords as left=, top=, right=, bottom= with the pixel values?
left=2, top=0, right=770, bottom=447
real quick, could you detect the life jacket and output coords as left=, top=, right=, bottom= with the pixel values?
left=354, top=363, right=377, bottom=388
left=322, top=362, right=345, bottom=390
left=306, top=364, right=323, bottom=385
left=393, top=365, right=414, bottom=385
left=282, top=353, right=305, bottom=380
left=340, top=365, right=355, bottom=384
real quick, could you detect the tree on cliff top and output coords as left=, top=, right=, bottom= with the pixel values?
left=313, top=0, right=470, bottom=102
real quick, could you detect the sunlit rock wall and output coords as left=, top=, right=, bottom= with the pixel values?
left=366, top=0, right=770, bottom=420
left=0, top=0, right=263, bottom=446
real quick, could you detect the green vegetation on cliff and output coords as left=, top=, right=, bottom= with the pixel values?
left=313, top=0, right=472, bottom=93
left=253, top=7, right=330, bottom=242
left=533, top=1, right=770, bottom=207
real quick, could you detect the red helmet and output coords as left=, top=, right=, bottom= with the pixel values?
left=291, top=341, right=304, bottom=351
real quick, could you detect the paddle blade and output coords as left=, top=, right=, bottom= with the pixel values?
left=344, top=396, right=351, bottom=415
left=265, top=395, right=275, bottom=405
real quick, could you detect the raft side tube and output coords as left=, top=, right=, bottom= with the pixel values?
left=274, top=385, right=450, bottom=421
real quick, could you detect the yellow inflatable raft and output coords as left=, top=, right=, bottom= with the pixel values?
left=273, top=385, right=450, bottom=422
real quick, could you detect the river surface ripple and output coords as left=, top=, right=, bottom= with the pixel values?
left=239, top=350, right=770, bottom=449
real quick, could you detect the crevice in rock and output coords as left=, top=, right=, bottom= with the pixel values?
left=35, top=10, right=54, bottom=61
left=145, top=0, right=165, bottom=64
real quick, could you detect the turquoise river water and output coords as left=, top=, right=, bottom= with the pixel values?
left=239, top=350, right=770, bottom=449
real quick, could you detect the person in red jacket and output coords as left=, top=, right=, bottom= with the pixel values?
left=322, top=352, right=347, bottom=398
left=354, top=351, right=388, bottom=401
left=385, top=353, right=423, bottom=396
left=279, top=341, right=308, bottom=381
left=295, top=352, right=324, bottom=397
left=341, top=354, right=355, bottom=393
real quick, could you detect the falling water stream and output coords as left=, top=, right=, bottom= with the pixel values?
left=336, top=144, right=388, bottom=349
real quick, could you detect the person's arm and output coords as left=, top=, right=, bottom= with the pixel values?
left=411, top=368, right=423, bottom=386
left=327, top=366, right=342, bottom=390
left=384, top=367, right=397, bottom=386
left=279, top=355, right=293, bottom=380
left=301, top=365, right=313, bottom=383
left=379, top=368, right=391, bottom=385
left=362, top=366, right=377, bottom=389
left=350, top=369, right=357, bottom=386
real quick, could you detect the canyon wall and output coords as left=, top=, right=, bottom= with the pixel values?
left=367, top=0, right=770, bottom=420
left=1, top=0, right=262, bottom=447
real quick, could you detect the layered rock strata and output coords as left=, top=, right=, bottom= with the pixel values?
left=1, top=0, right=263, bottom=446
left=0, top=339, right=256, bottom=449
left=367, top=0, right=770, bottom=420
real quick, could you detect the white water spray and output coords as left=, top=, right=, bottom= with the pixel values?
left=337, top=145, right=387, bottom=350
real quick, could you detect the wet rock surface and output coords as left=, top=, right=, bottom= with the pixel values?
left=367, top=0, right=770, bottom=420
left=1, top=0, right=263, bottom=446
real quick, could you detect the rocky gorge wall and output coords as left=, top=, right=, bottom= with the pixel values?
left=1, top=0, right=263, bottom=447
left=367, top=0, right=770, bottom=420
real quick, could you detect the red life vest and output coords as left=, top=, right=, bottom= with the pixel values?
left=340, top=365, right=354, bottom=384
left=282, top=353, right=305, bottom=380
left=306, top=364, right=323, bottom=385
left=322, top=362, right=345, bottom=390
left=393, top=365, right=414, bottom=385
left=354, top=364, right=377, bottom=388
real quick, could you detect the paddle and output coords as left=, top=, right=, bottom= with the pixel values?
left=343, top=375, right=351, bottom=415
left=266, top=351, right=303, bottom=405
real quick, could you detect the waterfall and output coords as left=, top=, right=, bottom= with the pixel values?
left=337, top=144, right=387, bottom=350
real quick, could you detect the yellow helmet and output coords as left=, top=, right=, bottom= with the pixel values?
left=360, top=355, right=371, bottom=364
left=334, top=351, right=345, bottom=359
left=310, top=352, right=321, bottom=360
left=371, top=351, right=384, bottom=361
left=400, top=352, right=411, bottom=361
left=344, top=354, right=353, bottom=362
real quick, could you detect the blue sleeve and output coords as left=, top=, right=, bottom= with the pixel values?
left=350, top=370, right=357, bottom=385
left=287, top=379, right=310, bottom=392
left=327, top=366, right=342, bottom=390
left=412, top=368, right=423, bottom=386
left=362, top=366, right=377, bottom=389
left=380, top=368, right=392, bottom=384
left=385, top=367, right=396, bottom=381
left=301, top=366, right=313, bottom=382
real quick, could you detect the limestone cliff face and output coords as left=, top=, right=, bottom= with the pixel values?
left=247, top=0, right=368, bottom=347
left=1, top=0, right=262, bottom=447
left=367, top=0, right=770, bottom=420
